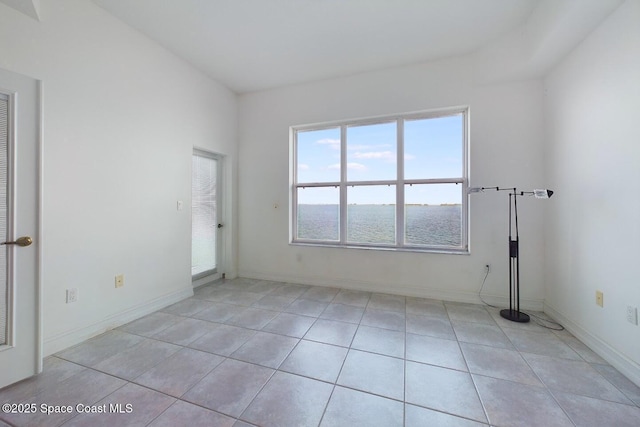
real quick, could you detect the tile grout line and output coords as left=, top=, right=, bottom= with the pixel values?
left=317, top=290, right=367, bottom=427
left=447, top=301, right=491, bottom=426
left=403, top=298, right=407, bottom=427
left=9, top=279, right=639, bottom=426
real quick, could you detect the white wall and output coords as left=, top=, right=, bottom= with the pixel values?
left=544, top=0, right=640, bottom=384
left=238, top=57, right=547, bottom=307
left=0, top=0, right=238, bottom=355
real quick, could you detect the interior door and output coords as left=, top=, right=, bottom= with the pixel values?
left=191, top=149, right=222, bottom=279
left=0, top=68, right=40, bottom=388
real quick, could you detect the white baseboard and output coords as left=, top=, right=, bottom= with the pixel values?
left=544, top=302, right=640, bottom=388
left=193, top=273, right=222, bottom=288
left=238, top=269, right=544, bottom=311
left=43, top=287, right=194, bottom=356
left=193, top=271, right=239, bottom=289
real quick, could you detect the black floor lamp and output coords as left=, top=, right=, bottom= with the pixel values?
left=469, top=187, right=554, bottom=323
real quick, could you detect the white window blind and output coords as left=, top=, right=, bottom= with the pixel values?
left=0, top=95, right=8, bottom=345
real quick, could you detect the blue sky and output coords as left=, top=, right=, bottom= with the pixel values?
left=297, top=115, right=463, bottom=205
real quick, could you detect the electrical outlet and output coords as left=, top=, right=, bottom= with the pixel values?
left=115, top=274, right=124, bottom=288
left=627, top=306, right=638, bottom=325
left=66, top=288, right=78, bottom=303
left=596, top=290, right=604, bottom=307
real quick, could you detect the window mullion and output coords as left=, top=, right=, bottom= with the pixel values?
left=339, top=125, right=347, bottom=245
left=462, top=110, right=469, bottom=249
left=291, top=130, right=298, bottom=242
left=396, top=118, right=404, bottom=247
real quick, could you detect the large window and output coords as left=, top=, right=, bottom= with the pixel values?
left=291, top=108, right=468, bottom=252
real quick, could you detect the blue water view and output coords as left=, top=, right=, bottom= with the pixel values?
left=297, top=204, right=461, bottom=246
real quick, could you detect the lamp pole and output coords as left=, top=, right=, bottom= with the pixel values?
left=503, top=189, right=529, bottom=322
left=469, top=186, right=554, bottom=323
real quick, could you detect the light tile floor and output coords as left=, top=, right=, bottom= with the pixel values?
left=2, top=278, right=640, bottom=427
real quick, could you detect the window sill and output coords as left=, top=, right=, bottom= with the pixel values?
left=290, top=241, right=469, bottom=255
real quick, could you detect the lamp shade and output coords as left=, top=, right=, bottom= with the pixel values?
left=533, top=189, right=554, bottom=199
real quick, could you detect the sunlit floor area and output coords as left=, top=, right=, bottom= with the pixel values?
left=1, top=278, right=639, bottom=427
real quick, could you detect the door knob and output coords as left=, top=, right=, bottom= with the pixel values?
left=1, top=236, right=33, bottom=247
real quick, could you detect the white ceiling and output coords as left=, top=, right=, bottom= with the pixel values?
left=90, top=0, right=621, bottom=93
left=0, top=0, right=41, bottom=20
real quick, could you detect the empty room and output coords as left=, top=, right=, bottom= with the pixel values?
left=0, top=0, right=639, bottom=426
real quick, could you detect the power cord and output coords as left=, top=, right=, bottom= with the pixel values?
left=478, top=265, right=564, bottom=331
left=478, top=266, right=499, bottom=308
left=525, top=312, right=565, bottom=331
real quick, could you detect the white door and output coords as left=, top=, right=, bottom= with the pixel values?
left=191, top=150, right=222, bottom=279
left=0, top=68, right=41, bottom=388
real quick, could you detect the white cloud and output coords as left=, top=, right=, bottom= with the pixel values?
left=347, top=144, right=392, bottom=151
left=316, top=138, right=340, bottom=149
left=328, top=162, right=366, bottom=171
left=404, top=154, right=416, bottom=160
left=347, top=162, right=366, bottom=171
left=298, top=163, right=310, bottom=170
left=351, top=151, right=395, bottom=161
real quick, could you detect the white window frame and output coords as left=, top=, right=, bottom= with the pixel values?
left=290, top=106, right=469, bottom=253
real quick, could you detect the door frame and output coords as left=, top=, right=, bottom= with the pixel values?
left=191, top=148, right=224, bottom=285
left=36, top=81, right=43, bottom=374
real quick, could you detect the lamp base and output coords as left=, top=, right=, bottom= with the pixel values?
left=500, top=309, right=530, bottom=323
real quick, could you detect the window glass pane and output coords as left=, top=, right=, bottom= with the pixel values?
left=192, top=154, right=217, bottom=276
left=405, top=183, right=462, bottom=246
left=404, top=115, right=463, bottom=180
left=346, top=122, right=396, bottom=181
left=297, top=187, right=339, bottom=241
left=347, top=185, right=395, bottom=244
left=297, top=128, right=340, bottom=183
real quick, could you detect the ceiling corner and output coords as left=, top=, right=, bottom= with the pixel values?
left=0, top=0, right=42, bottom=21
